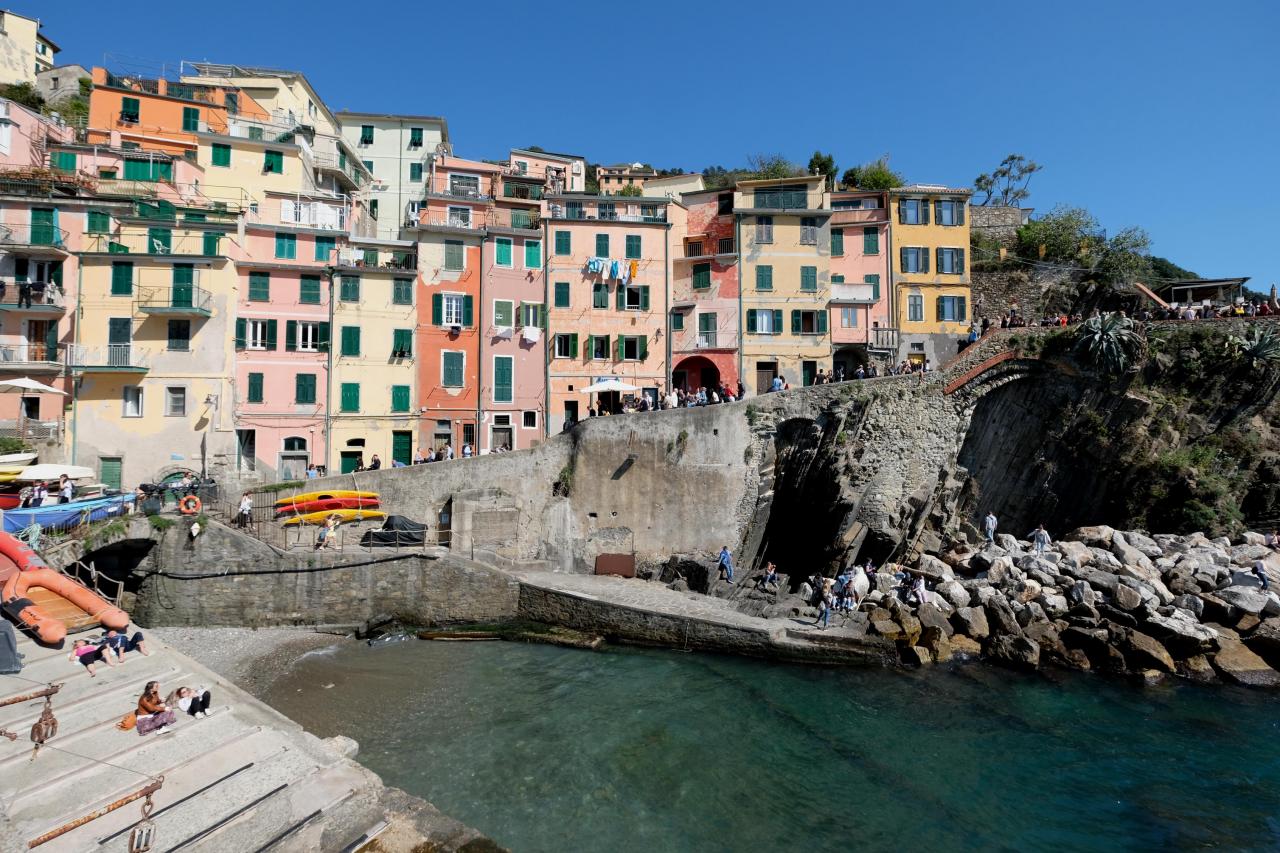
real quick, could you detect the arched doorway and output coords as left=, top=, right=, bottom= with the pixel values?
left=280, top=436, right=309, bottom=481
left=832, top=345, right=869, bottom=380
left=672, top=355, right=721, bottom=394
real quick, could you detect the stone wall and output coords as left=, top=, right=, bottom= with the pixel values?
left=969, top=205, right=1024, bottom=248
left=971, top=268, right=1085, bottom=320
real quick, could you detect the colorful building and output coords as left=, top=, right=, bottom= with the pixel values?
left=509, top=149, right=585, bottom=194
left=736, top=175, right=832, bottom=392
left=0, top=10, right=58, bottom=86
left=544, top=194, right=682, bottom=431
left=669, top=187, right=739, bottom=395
left=596, top=163, right=657, bottom=195
left=828, top=190, right=892, bottom=376
left=336, top=112, right=449, bottom=240
left=888, top=185, right=972, bottom=367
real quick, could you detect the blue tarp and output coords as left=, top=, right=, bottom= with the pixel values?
left=1, top=495, right=136, bottom=534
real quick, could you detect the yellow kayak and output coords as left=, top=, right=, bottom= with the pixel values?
left=281, top=509, right=386, bottom=527
left=274, top=490, right=379, bottom=508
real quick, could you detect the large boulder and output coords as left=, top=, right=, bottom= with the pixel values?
left=916, top=554, right=953, bottom=583
left=1120, top=530, right=1164, bottom=559
left=1178, top=655, right=1218, bottom=683
left=1111, top=532, right=1156, bottom=573
left=1113, top=584, right=1143, bottom=611
left=995, top=533, right=1021, bottom=552
left=1244, top=618, right=1280, bottom=668
left=1068, top=580, right=1097, bottom=608
left=1122, top=630, right=1175, bottom=673
left=1145, top=610, right=1219, bottom=656
left=1038, top=592, right=1070, bottom=618
left=1014, top=578, right=1043, bottom=604
left=1056, top=540, right=1093, bottom=567
left=984, top=597, right=1021, bottom=636
left=1065, top=525, right=1115, bottom=547
left=1089, top=548, right=1125, bottom=572
left=968, top=547, right=1007, bottom=575
left=950, top=634, right=982, bottom=656
left=1117, top=564, right=1174, bottom=605
left=936, top=580, right=971, bottom=609
left=1217, top=587, right=1280, bottom=617
left=917, top=604, right=954, bottom=638
left=988, top=635, right=1041, bottom=670
left=1211, top=640, right=1280, bottom=687
left=951, top=606, right=990, bottom=639
left=900, top=645, right=933, bottom=666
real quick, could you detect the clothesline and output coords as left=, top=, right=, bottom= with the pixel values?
left=584, top=257, right=642, bottom=284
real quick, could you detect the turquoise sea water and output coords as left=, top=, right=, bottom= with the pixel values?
left=264, top=640, right=1280, bottom=853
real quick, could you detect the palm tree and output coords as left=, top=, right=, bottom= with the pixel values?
left=1073, top=313, right=1145, bottom=374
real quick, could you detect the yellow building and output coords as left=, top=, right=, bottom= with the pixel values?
left=735, top=175, right=832, bottom=392
left=0, top=10, right=58, bottom=86
left=888, top=184, right=972, bottom=367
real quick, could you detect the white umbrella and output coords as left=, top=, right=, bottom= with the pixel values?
left=15, top=463, right=95, bottom=481
left=580, top=378, right=639, bottom=394
left=0, top=378, right=65, bottom=395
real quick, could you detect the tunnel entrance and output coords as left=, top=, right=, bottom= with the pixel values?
left=77, top=539, right=157, bottom=595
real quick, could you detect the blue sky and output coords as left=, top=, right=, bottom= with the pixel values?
left=23, top=0, right=1279, bottom=288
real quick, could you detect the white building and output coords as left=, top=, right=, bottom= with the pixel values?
left=336, top=112, right=449, bottom=239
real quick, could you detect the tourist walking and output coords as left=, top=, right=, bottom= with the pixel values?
left=911, top=576, right=929, bottom=607
left=984, top=512, right=998, bottom=543
left=814, top=587, right=833, bottom=629
left=1029, top=524, right=1052, bottom=555
left=717, top=546, right=735, bottom=584
left=1253, top=559, right=1271, bottom=592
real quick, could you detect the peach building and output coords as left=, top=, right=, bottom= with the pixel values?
left=828, top=190, right=892, bottom=376
left=669, top=187, right=740, bottom=394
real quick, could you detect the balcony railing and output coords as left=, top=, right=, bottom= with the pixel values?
left=83, top=233, right=223, bottom=257
left=67, top=345, right=151, bottom=371
left=280, top=202, right=347, bottom=231
left=434, top=185, right=491, bottom=201
left=336, top=249, right=417, bottom=270
left=752, top=190, right=816, bottom=210
left=548, top=206, right=667, bottom=223
left=0, top=286, right=68, bottom=313
left=94, top=178, right=160, bottom=198
left=490, top=209, right=540, bottom=230
left=0, top=223, right=69, bottom=248
left=0, top=343, right=65, bottom=368
left=503, top=183, right=544, bottom=201
left=870, top=327, right=899, bottom=352
left=696, top=331, right=718, bottom=348
left=136, top=285, right=213, bottom=316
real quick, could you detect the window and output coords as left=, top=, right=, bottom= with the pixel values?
left=692, top=263, right=711, bottom=290
left=671, top=310, right=684, bottom=331
left=908, top=294, right=924, bottom=322
left=554, top=334, right=577, bottom=359
left=800, top=217, right=818, bottom=245
left=391, top=385, right=411, bottom=412
left=409, top=162, right=423, bottom=182
left=444, top=240, right=464, bottom=270
left=111, top=262, right=133, bottom=296
left=295, top=373, right=317, bottom=404
left=362, top=160, right=374, bottom=174
left=300, top=275, right=321, bottom=304
left=340, top=326, right=361, bottom=356
left=449, top=174, right=481, bottom=197
left=832, top=274, right=845, bottom=284
left=619, top=335, right=647, bottom=361
left=595, top=234, right=609, bottom=257
left=936, top=199, right=965, bottom=226
left=622, top=284, right=650, bottom=311
left=448, top=206, right=472, bottom=229
left=165, top=387, right=186, bottom=417
left=249, top=272, right=270, bottom=302
left=340, top=275, right=360, bottom=302
left=625, top=235, right=641, bottom=259
left=554, top=281, right=570, bottom=308
left=589, top=335, right=610, bottom=360
left=755, top=265, right=773, bottom=291
left=263, top=150, right=283, bottom=174
left=359, top=125, right=374, bottom=145
left=864, top=274, right=881, bottom=300
left=717, top=193, right=733, bottom=215
left=524, top=239, right=542, bottom=269
left=841, top=307, right=858, bottom=328
left=246, top=319, right=275, bottom=350
left=901, top=247, right=929, bottom=274
left=746, top=309, right=782, bottom=335
left=523, top=411, right=537, bottom=429
left=442, top=351, right=464, bottom=387
left=863, top=226, right=879, bottom=255
left=315, top=235, right=335, bottom=262
left=830, top=228, right=844, bottom=256
left=494, top=299, right=514, bottom=327
left=393, top=278, right=413, bottom=305
left=800, top=266, right=818, bottom=292
left=52, top=151, right=75, bottom=173
left=755, top=215, right=773, bottom=243
left=248, top=126, right=264, bottom=141
left=717, top=237, right=734, bottom=254
left=437, top=293, right=467, bottom=326
left=790, top=309, right=827, bottom=335
left=937, top=248, right=966, bottom=275
left=274, top=233, right=296, bottom=259
left=168, top=319, right=191, bottom=351
left=409, top=127, right=424, bottom=148
left=899, top=198, right=928, bottom=225
left=202, top=231, right=221, bottom=256
left=123, top=387, right=143, bottom=418
left=147, top=227, right=171, bottom=254
left=493, top=355, right=514, bottom=403
left=696, top=312, right=717, bottom=347
left=521, top=302, right=544, bottom=327
left=392, top=328, right=412, bottom=357
left=120, top=97, right=140, bottom=123
left=182, top=107, right=199, bottom=132
left=247, top=372, right=264, bottom=403
left=124, top=159, right=170, bottom=182
left=597, top=203, right=616, bottom=220
left=486, top=236, right=511, bottom=268
left=554, top=231, right=571, bottom=256
left=297, top=321, right=320, bottom=352
left=340, top=383, right=360, bottom=412
left=937, top=295, right=968, bottom=322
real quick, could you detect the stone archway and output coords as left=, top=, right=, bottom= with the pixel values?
left=672, top=355, right=721, bottom=393
left=832, top=345, right=869, bottom=380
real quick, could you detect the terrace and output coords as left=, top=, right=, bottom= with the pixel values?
left=135, top=284, right=213, bottom=317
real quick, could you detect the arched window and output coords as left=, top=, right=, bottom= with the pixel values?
left=283, top=436, right=307, bottom=451
left=346, top=438, right=366, bottom=448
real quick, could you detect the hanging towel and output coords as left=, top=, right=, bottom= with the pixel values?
left=630, top=260, right=639, bottom=280
left=610, top=260, right=619, bottom=280
left=620, top=263, right=631, bottom=285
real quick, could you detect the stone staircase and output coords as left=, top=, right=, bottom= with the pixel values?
left=0, top=629, right=394, bottom=852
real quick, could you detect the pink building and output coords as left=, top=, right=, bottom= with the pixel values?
left=508, top=148, right=585, bottom=194
left=0, top=97, right=73, bottom=170
left=828, top=190, right=892, bottom=375
left=670, top=187, right=740, bottom=394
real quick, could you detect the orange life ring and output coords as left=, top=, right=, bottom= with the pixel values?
left=179, top=495, right=202, bottom=515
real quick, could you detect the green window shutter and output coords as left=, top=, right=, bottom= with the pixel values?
left=182, top=107, right=199, bottom=132
left=392, top=328, right=412, bottom=356
left=147, top=227, right=171, bottom=254
left=317, top=322, right=330, bottom=351
left=539, top=304, right=547, bottom=328
left=595, top=234, right=609, bottom=256
left=110, top=261, right=133, bottom=295
left=772, top=310, right=782, bottom=334
left=756, top=265, right=772, bottom=291
left=832, top=274, right=845, bottom=284
left=638, top=336, right=648, bottom=361
left=615, top=282, right=626, bottom=310
left=900, top=247, right=909, bottom=273
left=265, top=319, right=278, bottom=350
left=921, top=248, right=929, bottom=274
left=211, top=143, right=231, bottom=167
left=296, top=373, right=316, bottom=404
left=362, top=249, right=378, bottom=267
left=300, top=275, right=321, bottom=304
left=443, top=352, right=463, bottom=387
left=570, top=334, right=579, bottom=359
left=865, top=274, right=881, bottom=300
left=123, top=159, right=152, bottom=181
left=494, top=300, right=514, bottom=326
left=341, top=326, right=360, bottom=356
left=956, top=202, right=966, bottom=225
left=831, top=228, right=844, bottom=256
left=275, top=233, right=296, bottom=259
left=746, top=309, right=757, bottom=333
left=592, top=282, right=606, bottom=309
left=120, top=97, right=140, bottom=121
left=921, top=200, right=930, bottom=225
left=285, top=320, right=298, bottom=352
left=463, top=295, right=474, bottom=326
left=445, top=240, right=464, bottom=270
left=431, top=292, right=443, bottom=325
left=936, top=296, right=945, bottom=322
left=801, top=266, right=817, bottom=291
left=555, top=282, right=570, bottom=308
left=340, top=276, right=360, bottom=302
left=51, top=151, right=76, bottom=173
left=410, top=162, right=423, bottom=182
left=791, top=310, right=801, bottom=335
left=816, top=312, right=828, bottom=335
left=524, top=239, right=542, bottom=268
left=625, top=235, right=641, bottom=259
left=264, top=150, right=283, bottom=174
left=640, top=286, right=650, bottom=311
left=360, top=125, right=374, bottom=144
left=51, top=260, right=63, bottom=287
left=202, top=231, right=220, bottom=256
left=693, top=263, right=711, bottom=289
left=393, top=278, right=413, bottom=305
left=315, top=235, right=335, bottom=262
left=958, top=296, right=967, bottom=322
left=494, top=356, right=513, bottom=403
left=937, top=248, right=944, bottom=273
left=555, top=230, right=571, bottom=255
left=495, top=238, right=512, bottom=266
left=249, top=272, right=270, bottom=302
left=235, top=318, right=246, bottom=349
left=671, top=311, right=684, bottom=331
left=391, top=385, right=411, bottom=412
left=341, top=383, right=360, bottom=412
left=863, top=227, right=878, bottom=254
left=87, top=210, right=110, bottom=233
left=247, top=372, right=264, bottom=403
left=410, top=127, right=424, bottom=147
left=957, top=249, right=966, bottom=275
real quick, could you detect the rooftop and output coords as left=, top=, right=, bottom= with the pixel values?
left=511, top=148, right=584, bottom=162
left=890, top=184, right=973, bottom=196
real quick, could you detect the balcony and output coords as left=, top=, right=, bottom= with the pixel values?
left=67, top=345, right=151, bottom=373
left=280, top=200, right=347, bottom=232
left=488, top=209, right=540, bottom=231
left=0, top=286, right=68, bottom=315
left=0, top=224, right=69, bottom=253
left=547, top=205, right=667, bottom=224
left=136, top=285, right=213, bottom=317
left=502, top=183, right=544, bottom=201
left=869, top=327, right=899, bottom=353
left=0, top=344, right=66, bottom=373
left=94, top=178, right=160, bottom=198
left=335, top=248, right=417, bottom=271
left=83, top=233, right=223, bottom=257
left=675, top=331, right=739, bottom=353
left=432, top=185, right=491, bottom=202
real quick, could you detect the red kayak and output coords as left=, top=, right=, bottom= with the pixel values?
left=274, top=496, right=381, bottom=517
left=0, top=491, right=23, bottom=510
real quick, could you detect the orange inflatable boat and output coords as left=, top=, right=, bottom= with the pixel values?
left=0, top=532, right=129, bottom=645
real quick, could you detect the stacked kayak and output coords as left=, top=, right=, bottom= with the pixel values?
left=281, top=509, right=387, bottom=527
left=275, top=491, right=383, bottom=525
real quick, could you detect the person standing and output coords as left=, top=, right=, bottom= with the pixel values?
left=1029, top=524, right=1052, bottom=555
left=57, top=475, right=74, bottom=504
left=236, top=492, right=252, bottom=529
left=1253, top=559, right=1271, bottom=592
left=983, top=512, right=998, bottom=544
left=717, top=546, right=735, bottom=584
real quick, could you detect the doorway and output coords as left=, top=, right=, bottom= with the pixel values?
left=392, top=430, right=413, bottom=466
left=563, top=400, right=578, bottom=428
left=802, top=360, right=817, bottom=386
left=108, top=318, right=132, bottom=366
left=236, top=429, right=256, bottom=473
left=340, top=451, right=363, bottom=473
left=100, top=456, right=123, bottom=491
left=490, top=415, right=513, bottom=452
left=755, top=361, right=777, bottom=394
left=20, top=396, right=38, bottom=419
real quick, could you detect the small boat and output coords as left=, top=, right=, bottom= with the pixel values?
left=0, top=532, right=129, bottom=645
left=13, top=464, right=96, bottom=482
left=0, top=453, right=36, bottom=467
left=281, top=509, right=387, bottom=527
left=274, top=490, right=379, bottom=508
left=274, top=497, right=380, bottom=517
left=0, top=494, right=135, bottom=534
left=0, top=491, right=22, bottom=511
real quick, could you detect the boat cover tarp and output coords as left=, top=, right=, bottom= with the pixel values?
left=359, top=514, right=426, bottom=547
left=0, top=495, right=135, bottom=534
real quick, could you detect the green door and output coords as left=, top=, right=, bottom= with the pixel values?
left=30, top=208, right=56, bottom=245
left=100, top=457, right=123, bottom=491
left=172, top=265, right=194, bottom=308
left=340, top=451, right=362, bottom=474
left=392, top=431, right=412, bottom=467
left=108, top=318, right=132, bottom=367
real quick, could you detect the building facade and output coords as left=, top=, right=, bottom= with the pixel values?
left=669, top=187, right=739, bottom=395
left=828, top=190, right=892, bottom=376
left=336, top=112, right=448, bottom=240
left=596, top=163, right=656, bottom=195
left=0, top=10, right=57, bottom=86
left=509, top=149, right=585, bottom=194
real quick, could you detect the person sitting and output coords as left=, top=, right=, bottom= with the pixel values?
left=167, top=685, right=214, bottom=718
left=754, top=561, right=779, bottom=592
left=68, top=638, right=118, bottom=677
left=135, top=681, right=177, bottom=735
left=102, top=629, right=151, bottom=661
left=368, top=454, right=382, bottom=470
